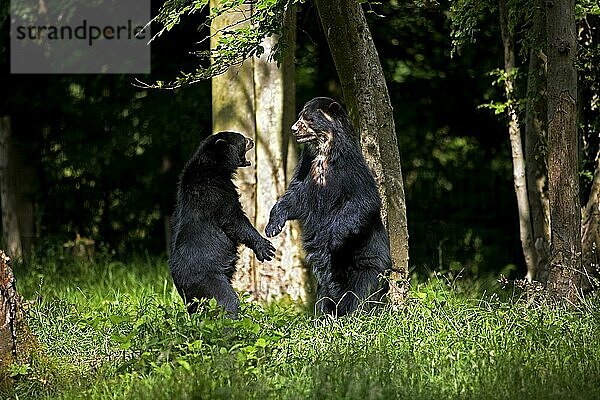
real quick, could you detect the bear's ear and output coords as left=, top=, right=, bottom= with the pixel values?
left=215, top=138, right=228, bottom=147
left=328, top=101, right=343, bottom=115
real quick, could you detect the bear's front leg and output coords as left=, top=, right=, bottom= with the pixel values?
left=266, top=182, right=306, bottom=238
left=250, top=235, right=276, bottom=262
left=221, top=209, right=275, bottom=262
left=265, top=201, right=289, bottom=238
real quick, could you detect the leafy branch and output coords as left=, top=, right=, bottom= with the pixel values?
left=478, top=68, right=526, bottom=116
left=137, top=0, right=294, bottom=89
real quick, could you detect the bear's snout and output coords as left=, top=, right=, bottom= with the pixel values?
left=291, top=120, right=301, bottom=134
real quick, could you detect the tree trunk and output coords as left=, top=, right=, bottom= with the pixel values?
left=498, top=0, right=537, bottom=279
left=282, top=7, right=298, bottom=186
left=211, top=3, right=307, bottom=302
left=581, top=155, right=600, bottom=291
left=536, top=0, right=583, bottom=302
left=0, top=250, right=35, bottom=389
left=11, top=139, right=36, bottom=256
left=0, top=117, right=22, bottom=260
left=524, top=1, right=551, bottom=281
left=253, top=6, right=308, bottom=302
left=211, top=1, right=259, bottom=296
left=314, top=0, right=409, bottom=302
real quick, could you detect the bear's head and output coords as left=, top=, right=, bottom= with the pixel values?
left=291, top=97, right=350, bottom=145
left=206, top=131, right=254, bottom=171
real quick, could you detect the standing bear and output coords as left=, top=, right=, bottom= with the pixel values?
left=170, top=131, right=275, bottom=317
left=266, top=97, right=391, bottom=316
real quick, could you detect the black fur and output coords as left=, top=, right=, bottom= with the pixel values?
left=170, top=131, right=275, bottom=317
left=266, top=97, right=391, bottom=316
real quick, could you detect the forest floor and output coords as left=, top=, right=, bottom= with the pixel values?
left=4, top=255, right=600, bottom=399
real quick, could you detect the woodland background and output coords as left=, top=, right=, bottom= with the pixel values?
left=1, top=1, right=600, bottom=398
left=4, top=0, right=594, bottom=277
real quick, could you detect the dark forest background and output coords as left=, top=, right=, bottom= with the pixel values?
left=3, top=0, right=574, bottom=279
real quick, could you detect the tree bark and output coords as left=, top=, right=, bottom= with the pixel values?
left=211, top=1, right=259, bottom=296
left=282, top=7, right=298, bottom=186
left=0, top=117, right=22, bottom=260
left=498, top=0, right=537, bottom=279
left=253, top=6, right=308, bottom=302
left=11, top=140, right=36, bottom=256
left=211, top=3, right=307, bottom=302
left=536, top=0, right=583, bottom=302
left=524, top=1, right=550, bottom=281
left=0, top=250, right=35, bottom=389
left=314, top=0, right=409, bottom=301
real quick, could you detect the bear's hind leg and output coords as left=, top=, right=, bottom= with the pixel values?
left=316, top=284, right=337, bottom=316
left=183, top=276, right=240, bottom=318
left=337, top=268, right=387, bottom=315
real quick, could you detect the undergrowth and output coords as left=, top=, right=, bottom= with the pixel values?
left=4, top=256, right=600, bottom=399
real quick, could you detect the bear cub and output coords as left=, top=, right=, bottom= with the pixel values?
left=170, top=131, right=275, bottom=317
left=266, top=97, right=391, bottom=316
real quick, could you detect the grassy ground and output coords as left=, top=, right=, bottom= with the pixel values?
left=4, top=255, right=600, bottom=399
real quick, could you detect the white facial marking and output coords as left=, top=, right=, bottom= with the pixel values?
left=310, top=131, right=333, bottom=187
left=318, top=109, right=334, bottom=122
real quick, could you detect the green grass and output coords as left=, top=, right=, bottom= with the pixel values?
left=4, top=256, right=600, bottom=399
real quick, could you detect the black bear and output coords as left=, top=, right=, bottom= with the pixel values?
left=266, top=97, right=391, bottom=316
left=170, top=131, right=275, bottom=317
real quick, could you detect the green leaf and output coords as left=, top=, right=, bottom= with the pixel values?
left=177, top=359, right=192, bottom=371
